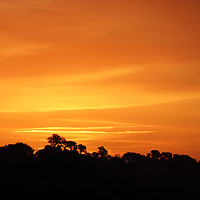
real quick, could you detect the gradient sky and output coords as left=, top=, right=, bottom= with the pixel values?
left=0, top=0, right=200, bottom=159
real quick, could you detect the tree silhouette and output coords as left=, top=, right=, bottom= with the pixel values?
left=0, top=142, right=34, bottom=162
left=92, top=152, right=99, bottom=158
left=47, top=134, right=63, bottom=148
left=0, top=134, right=199, bottom=199
left=161, top=152, right=172, bottom=160
left=66, top=141, right=77, bottom=151
left=60, top=138, right=69, bottom=150
left=150, top=150, right=161, bottom=160
left=97, top=146, right=108, bottom=157
left=173, top=154, right=197, bottom=166
left=122, top=152, right=143, bottom=163
left=46, top=134, right=77, bottom=152
left=78, top=144, right=87, bottom=154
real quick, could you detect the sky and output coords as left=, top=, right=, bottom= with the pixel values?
left=0, top=0, right=200, bottom=159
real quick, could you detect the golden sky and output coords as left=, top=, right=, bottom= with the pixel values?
left=0, top=0, right=200, bottom=159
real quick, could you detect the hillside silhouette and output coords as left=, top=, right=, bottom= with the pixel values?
left=0, top=134, right=200, bottom=200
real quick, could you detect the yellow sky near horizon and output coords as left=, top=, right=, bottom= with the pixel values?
left=0, top=0, right=200, bottom=159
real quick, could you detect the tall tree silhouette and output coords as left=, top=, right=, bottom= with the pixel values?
left=47, top=134, right=63, bottom=148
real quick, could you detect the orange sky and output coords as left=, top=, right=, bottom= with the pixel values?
left=0, top=0, right=200, bottom=159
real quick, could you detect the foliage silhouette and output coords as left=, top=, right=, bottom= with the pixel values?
left=122, top=152, right=144, bottom=163
left=0, top=133, right=200, bottom=199
left=97, top=146, right=108, bottom=157
left=0, top=142, right=33, bottom=164
left=47, top=134, right=63, bottom=148
left=66, top=140, right=77, bottom=151
left=161, top=152, right=172, bottom=160
left=77, top=144, right=87, bottom=154
left=150, top=150, right=161, bottom=160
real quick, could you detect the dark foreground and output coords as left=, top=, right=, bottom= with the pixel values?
left=0, top=136, right=200, bottom=200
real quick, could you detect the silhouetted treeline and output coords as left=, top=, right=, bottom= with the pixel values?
left=0, top=134, right=200, bottom=200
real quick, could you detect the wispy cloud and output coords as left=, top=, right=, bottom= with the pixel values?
left=15, top=126, right=153, bottom=135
